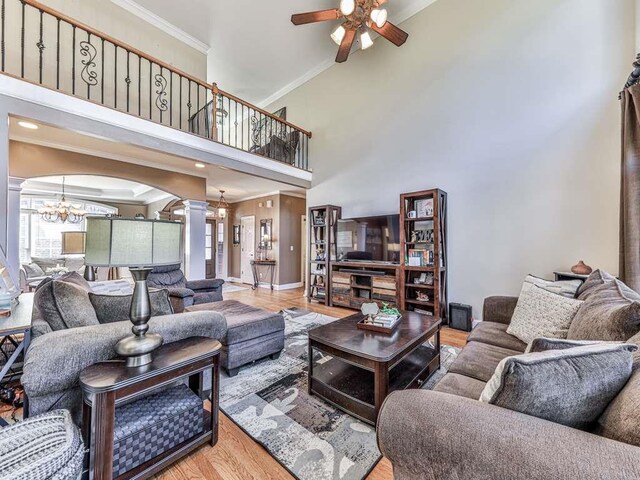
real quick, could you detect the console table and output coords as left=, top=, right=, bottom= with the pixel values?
left=250, top=259, right=276, bottom=290
left=0, top=293, right=33, bottom=425
left=79, top=337, right=221, bottom=480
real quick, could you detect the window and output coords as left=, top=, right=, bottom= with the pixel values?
left=205, top=222, right=213, bottom=261
left=19, top=196, right=117, bottom=263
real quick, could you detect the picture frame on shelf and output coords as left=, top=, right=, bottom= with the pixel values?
left=415, top=198, right=434, bottom=218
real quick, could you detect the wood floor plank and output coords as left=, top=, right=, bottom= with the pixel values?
left=161, top=285, right=467, bottom=479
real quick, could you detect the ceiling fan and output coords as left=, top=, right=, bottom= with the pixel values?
left=291, top=0, right=408, bottom=63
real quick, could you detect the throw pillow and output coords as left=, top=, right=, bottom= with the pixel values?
left=567, top=279, right=640, bottom=341
left=521, top=274, right=582, bottom=298
left=596, top=368, right=640, bottom=446
left=479, top=343, right=637, bottom=429
left=52, top=280, right=100, bottom=329
left=23, top=262, right=45, bottom=278
left=526, top=337, right=610, bottom=353
left=576, top=269, right=617, bottom=300
left=56, top=271, right=92, bottom=291
left=89, top=289, right=174, bottom=324
left=506, top=284, right=583, bottom=344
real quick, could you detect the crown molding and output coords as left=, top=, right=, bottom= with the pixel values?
left=109, top=0, right=210, bottom=54
left=257, top=0, right=440, bottom=109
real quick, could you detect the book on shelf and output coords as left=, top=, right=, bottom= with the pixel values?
left=407, top=249, right=434, bottom=267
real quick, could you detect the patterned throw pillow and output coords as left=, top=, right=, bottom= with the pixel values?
left=521, top=274, right=582, bottom=298
left=23, top=262, right=45, bottom=278
left=480, top=343, right=637, bottom=429
left=507, top=284, right=583, bottom=344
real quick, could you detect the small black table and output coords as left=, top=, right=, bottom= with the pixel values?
left=79, top=337, right=221, bottom=480
left=250, top=259, right=276, bottom=290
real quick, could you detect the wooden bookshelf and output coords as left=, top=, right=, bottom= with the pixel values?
left=307, top=205, right=341, bottom=305
left=399, top=189, right=448, bottom=322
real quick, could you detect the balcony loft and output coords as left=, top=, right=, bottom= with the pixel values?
left=0, top=0, right=312, bottom=186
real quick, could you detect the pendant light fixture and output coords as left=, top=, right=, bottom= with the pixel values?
left=38, top=176, right=87, bottom=224
left=212, top=190, right=230, bottom=219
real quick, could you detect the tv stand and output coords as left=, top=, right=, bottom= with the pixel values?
left=330, top=262, right=399, bottom=309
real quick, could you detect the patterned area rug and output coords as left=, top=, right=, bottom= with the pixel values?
left=219, top=308, right=460, bottom=480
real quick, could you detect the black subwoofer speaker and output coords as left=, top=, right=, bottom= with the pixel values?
left=449, top=303, right=473, bottom=332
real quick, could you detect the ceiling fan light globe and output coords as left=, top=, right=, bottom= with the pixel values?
left=339, top=0, right=355, bottom=16
left=331, top=25, right=346, bottom=45
left=370, top=8, right=388, bottom=28
left=360, top=28, right=374, bottom=50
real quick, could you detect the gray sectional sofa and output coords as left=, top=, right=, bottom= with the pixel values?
left=21, top=273, right=227, bottom=424
left=378, top=271, right=640, bottom=479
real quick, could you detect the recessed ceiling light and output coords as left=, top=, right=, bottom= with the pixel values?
left=18, top=121, right=38, bottom=130
left=195, top=163, right=206, bottom=168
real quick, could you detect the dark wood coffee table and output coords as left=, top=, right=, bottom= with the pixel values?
left=308, top=311, right=441, bottom=425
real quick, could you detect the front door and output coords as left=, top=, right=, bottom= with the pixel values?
left=240, top=216, right=255, bottom=285
left=205, top=220, right=215, bottom=279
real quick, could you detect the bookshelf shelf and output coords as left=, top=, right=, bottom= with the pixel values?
left=400, top=189, right=448, bottom=322
left=307, top=205, right=341, bottom=305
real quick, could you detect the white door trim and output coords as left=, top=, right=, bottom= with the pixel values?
left=240, top=215, right=255, bottom=285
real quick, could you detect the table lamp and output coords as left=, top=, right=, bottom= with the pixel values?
left=84, top=217, right=183, bottom=367
left=61, top=231, right=96, bottom=281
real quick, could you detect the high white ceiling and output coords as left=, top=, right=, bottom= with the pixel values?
left=116, top=0, right=438, bottom=105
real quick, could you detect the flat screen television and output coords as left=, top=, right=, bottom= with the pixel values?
left=336, top=214, right=401, bottom=264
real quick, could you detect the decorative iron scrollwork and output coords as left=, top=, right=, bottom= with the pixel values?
left=154, top=74, right=168, bottom=111
left=79, top=41, right=98, bottom=86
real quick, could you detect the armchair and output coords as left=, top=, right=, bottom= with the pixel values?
left=147, top=264, right=224, bottom=313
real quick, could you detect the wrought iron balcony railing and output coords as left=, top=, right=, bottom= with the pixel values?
left=1, top=0, right=311, bottom=170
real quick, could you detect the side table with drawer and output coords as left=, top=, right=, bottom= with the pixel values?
left=79, top=336, right=221, bottom=480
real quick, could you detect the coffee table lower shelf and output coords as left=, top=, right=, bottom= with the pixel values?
left=309, top=344, right=440, bottom=425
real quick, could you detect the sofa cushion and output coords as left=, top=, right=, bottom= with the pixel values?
left=147, top=264, right=187, bottom=289
left=480, top=343, right=636, bottom=429
left=507, top=284, right=583, bottom=344
left=597, top=368, right=640, bottom=446
left=576, top=269, right=617, bottom=300
left=52, top=280, right=100, bottom=329
left=31, top=257, right=65, bottom=271
left=467, top=322, right=527, bottom=352
left=432, top=372, right=487, bottom=400
left=567, top=279, right=640, bottom=341
left=185, top=300, right=284, bottom=345
left=521, top=274, right=582, bottom=298
left=89, top=289, right=174, bottom=324
left=23, top=262, right=45, bottom=278
left=448, top=341, right=523, bottom=382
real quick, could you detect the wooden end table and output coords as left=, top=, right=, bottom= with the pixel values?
left=308, top=311, right=441, bottom=425
left=79, top=337, right=221, bottom=480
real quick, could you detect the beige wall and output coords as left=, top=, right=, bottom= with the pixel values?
left=9, top=141, right=207, bottom=201
left=227, top=193, right=305, bottom=286
left=101, top=201, right=147, bottom=218
left=267, top=0, right=634, bottom=316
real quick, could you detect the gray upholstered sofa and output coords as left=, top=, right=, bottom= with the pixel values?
left=378, top=271, right=640, bottom=479
left=147, top=264, right=224, bottom=313
left=21, top=273, right=227, bottom=425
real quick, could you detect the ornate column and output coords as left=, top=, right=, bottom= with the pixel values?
left=7, top=177, right=25, bottom=286
left=183, top=200, right=207, bottom=280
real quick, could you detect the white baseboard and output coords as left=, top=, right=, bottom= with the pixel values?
left=257, top=281, right=303, bottom=291
left=225, top=277, right=243, bottom=283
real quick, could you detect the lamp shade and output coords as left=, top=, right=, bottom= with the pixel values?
left=61, top=231, right=86, bottom=255
left=84, top=217, right=182, bottom=267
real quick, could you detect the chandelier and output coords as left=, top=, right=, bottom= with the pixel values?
left=38, top=177, right=86, bottom=224
left=211, top=190, right=229, bottom=219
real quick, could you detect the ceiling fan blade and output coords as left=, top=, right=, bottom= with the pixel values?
left=335, top=28, right=356, bottom=63
left=371, top=21, right=408, bottom=46
left=291, top=9, right=340, bottom=25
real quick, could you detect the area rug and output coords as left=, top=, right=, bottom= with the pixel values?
left=219, top=308, right=460, bottom=480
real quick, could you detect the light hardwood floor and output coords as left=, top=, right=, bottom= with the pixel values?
left=160, top=285, right=469, bottom=480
